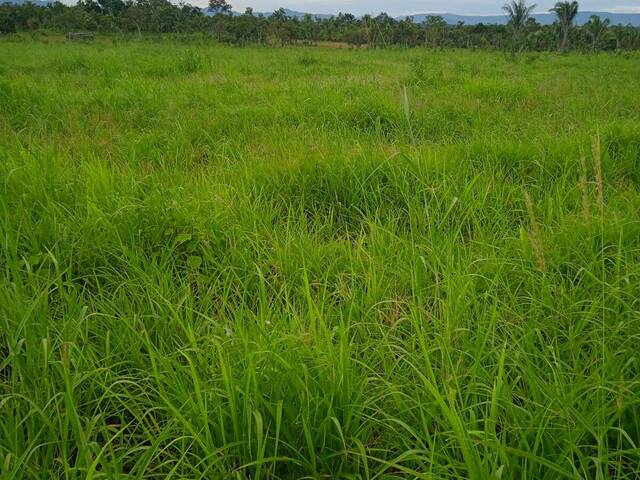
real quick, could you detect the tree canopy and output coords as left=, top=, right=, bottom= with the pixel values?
left=0, top=0, right=638, bottom=51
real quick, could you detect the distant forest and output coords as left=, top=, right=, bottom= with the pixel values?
left=1, top=0, right=639, bottom=50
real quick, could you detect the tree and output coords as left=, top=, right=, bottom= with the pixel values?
left=362, top=14, right=372, bottom=44
left=208, top=0, right=230, bottom=15
left=345, top=27, right=366, bottom=47
left=98, top=0, right=126, bottom=15
left=271, top=7, right=287, bottom=21
left=550, top=1, right=578, bottom=51
left=584, top=14, right=609, bottom=49
left=502, top=0, right=536, bottom=44
left=0, top=4, right=18, bottom=33
left=270, top=8, right=292, bottom=45
left=424, top=15, right=447, bottom=48
left=396, top=16, right=418, bottom=46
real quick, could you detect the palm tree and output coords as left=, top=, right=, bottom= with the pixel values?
left=584, top=14, right=609, bottom=49
left=550, top=1, right=579, bottom=51
left=208, top=0, right=231, bottom=15
left=502, top=0, right=536, bottom=43
left=362, top=14, right=372, bottom=45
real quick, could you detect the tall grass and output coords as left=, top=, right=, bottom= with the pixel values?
left=1, top=38, right=640, bottom=478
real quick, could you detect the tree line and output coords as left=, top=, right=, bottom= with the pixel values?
left=1, top=0, right=639, bottom=51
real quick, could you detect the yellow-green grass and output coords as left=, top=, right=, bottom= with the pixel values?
left=1, top=38, right=640, bottom=478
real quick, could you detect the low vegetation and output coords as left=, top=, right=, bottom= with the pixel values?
left=1, top=37, right=640, bottom=478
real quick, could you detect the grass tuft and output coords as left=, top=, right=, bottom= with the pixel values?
left=1, top=39, right=640, bottom=479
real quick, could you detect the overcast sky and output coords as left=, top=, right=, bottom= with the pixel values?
left=203, top=0, right=640, bottom=16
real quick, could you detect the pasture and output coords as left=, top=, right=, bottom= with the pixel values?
left=1, top=38, right=640, bottom=478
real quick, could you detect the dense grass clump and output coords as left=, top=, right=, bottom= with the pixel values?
left=1, top=38, right=640, bottom=479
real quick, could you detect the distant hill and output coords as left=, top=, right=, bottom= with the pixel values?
left=262, top=8, right=335, bottom=19
left=405, top=11, right=640, bottom=26
left=206, top=8, right=640, bottom=26
left=204, top=8, right=335, bottom=19
left=272, top=10, right=640, bottom=26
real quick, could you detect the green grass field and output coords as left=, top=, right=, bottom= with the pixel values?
left=1, top=38, right=640, bottom=479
